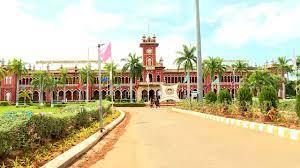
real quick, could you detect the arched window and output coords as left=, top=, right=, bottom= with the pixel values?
left=147, top=57, right=152, bottom=66
left=157, top=75, right=160, bottom=82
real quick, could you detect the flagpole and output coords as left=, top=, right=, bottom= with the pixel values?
left=86, top=48, right=90, bottom=103
left=98, top=43, right=104, bottom=132
left=110, top=58, right=114, bottom=107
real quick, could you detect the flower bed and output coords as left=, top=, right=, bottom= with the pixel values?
left=177, top=99, right=300, bottom=130
left=0, top=104, right=112, bottom=166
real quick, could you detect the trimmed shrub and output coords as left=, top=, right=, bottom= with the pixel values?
left=0, top=101, right=9, bottom=106
left=258, top=86, right=278, bottom=113
left=0, top=105, right=108, bottom=157
left=218, top=89, right=232, bottom=104
left=205, top=91, right=217, bottom=104
left=296, top=94, right=300, bottom=118
left=113, top=103, right=145, bottom=107
left=237, top=87, right=252, bottom=111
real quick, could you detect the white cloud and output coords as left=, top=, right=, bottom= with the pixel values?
left=0, top=0, right=123, bottom=66
left=212, top=1, right=300, bottom=48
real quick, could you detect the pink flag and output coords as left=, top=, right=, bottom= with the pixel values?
left=100, top=42, right=111, bottom=63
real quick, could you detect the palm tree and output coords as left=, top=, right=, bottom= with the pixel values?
left=19, top=90, right=31, bottom=105
left=46, top=74, right=60, bottom=107
left=78, top=65, right=95, bottom=102
left=0, top=66, right=7, bottom=100
left=104, top=61, right=118, bottom=101
left=203, top=57, right=218, bottom=91
left=215, top=57, right=227, bottom=93
left=175, top=45, right=197, bottom=100
left=122, top=53, right=143, bottom=103
left=8, top=59, right=27, bottom=106
left=232, top=60, right=248, bottom=86
left=31, top=70, right=48, bottom=105
left=274, top=57, right=292, bottom=99
left=59, top=68, right=71, bottom=102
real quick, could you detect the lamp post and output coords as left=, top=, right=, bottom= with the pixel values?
left=98, top=43, right=105, bottom=132
left=195, top=0, right=203, bottom=103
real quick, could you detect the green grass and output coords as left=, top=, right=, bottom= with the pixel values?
left=0, top=100, right=110, bottom=115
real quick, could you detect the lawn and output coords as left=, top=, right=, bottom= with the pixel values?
left=0, top=100, right=110, bottom=115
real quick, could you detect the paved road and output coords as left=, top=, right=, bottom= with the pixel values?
left=91, top=107, right=300, bottom=168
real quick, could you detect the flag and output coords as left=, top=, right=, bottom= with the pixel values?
left=183, top=72, right=190, bottom=83
left=101, top=77, right=108, bottom=83
left=100, top=42, right=111, bottom=63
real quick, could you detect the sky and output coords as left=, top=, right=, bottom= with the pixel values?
left=0, top=0, right=300, bottom=69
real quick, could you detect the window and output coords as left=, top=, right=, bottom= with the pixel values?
left=147, top=57, right=152, bottom=66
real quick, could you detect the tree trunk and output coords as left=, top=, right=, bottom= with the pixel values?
left=210, top=74, right=214, bottom=91
left=187, top=71, right=191, bottom=100
left=50, top=91, right=54, bottom=107
left=130, top=77, right=133, bottom=103
left=16, top=76, right=19, bottom=106
left=63, top=85, right=66, bottom=102
left=40, top=89, right=44, bottom=105
left=217, top=74, right=221, bottom=94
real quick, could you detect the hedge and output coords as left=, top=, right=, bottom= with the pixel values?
left=0, top=105, right=109, bottom=157
left=113, top=103, right=145, bottom=107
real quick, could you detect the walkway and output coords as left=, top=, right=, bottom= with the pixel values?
left=90, top=107, right=300, bottom=168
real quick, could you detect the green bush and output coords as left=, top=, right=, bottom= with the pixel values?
left=259, top=86, right=278, bottom=113
left=205, top=91, right=217, bottom=104
left=237, top=87, right=252, bottom=110
left=113, top=103, right=145, bottom=107
left=0, top=105, right=108, bottom=157
left=218, top=89, right=232, bottom=104
left=0, top=101, right=9, bottom=106
left=296, top=94, right=300, bottom=118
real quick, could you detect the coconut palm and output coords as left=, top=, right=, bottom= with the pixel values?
left=78, top=65, right=95, bottom=102
left=232, top=60, right=248, bottom=86
left=59, top=68, right=71, bottom=102
left=104, top=61, right=118, bottom=101
left=19, top=90, right=31, bottom=105
left=215, top=57, right=227, bottom=93
left=203, top=57, right=218, bottom=91
left=8, top=59, right=27, bottom=106
left=0, top=66, right=7, bottom=100
left=175, top=45, right=197, bottom=100
left=122, top=53, right=143, bottom=103
left=46, top=74, right=60, bottom=107
left=31, top=70, right=48, bottom=105
left=274, top=56, right=293, bottom=99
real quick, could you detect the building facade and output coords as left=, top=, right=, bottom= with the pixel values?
left=1, top=35, right=242, bottom=103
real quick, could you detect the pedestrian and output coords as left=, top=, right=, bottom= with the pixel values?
left=155, top=97, right=160, bottom=108
left=150, top=98, right=154, bottom=108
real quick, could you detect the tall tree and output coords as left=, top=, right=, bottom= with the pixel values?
left=232, top=60, right=248, bottom=86
left=0, top=66, right=7, bottom=100
left=175, top=45, right=197, bottom=100
left=203, top=57, right=218, bottom=91
left=78, top=65, right=95, bottom=102
left=274, top=56, right=292, bottom=99
left=46, top=74, right=60, bottom=107
left=8, top=59, right=27, bottom=106
left=59, top=68, right=71, bottom=102
left=31, top=70, right=48, bottom=105
left=215, top=57, right=227, bottom=93
left=104, top=61, right=118, bottom=101
left=122, top=53, right=143, bottom=103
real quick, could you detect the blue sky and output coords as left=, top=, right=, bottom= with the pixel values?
left=0, top=0, right=299, bottom=69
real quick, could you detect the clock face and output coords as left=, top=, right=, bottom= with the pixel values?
left=146, top=48, right=152, bottom=54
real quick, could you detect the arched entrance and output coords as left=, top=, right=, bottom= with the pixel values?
left=102, top=91, right=107, bottom=99
left=149, top=89, right=155, bottom=100
left=114, top=90, right=121, bottom=100
left=93, top=90, right=99, bottom=100
left=58, top=91, right=64, bottom=101
left=66, top=91, right=72, bottom=101
left=122, top=90, right=129, bottom=100
left=73, top=90, right=79, bottom=101
left=33, top=91, right=39, bottom=102
left=142, top=90, right=148, bottom=101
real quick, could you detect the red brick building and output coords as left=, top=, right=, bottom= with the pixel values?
left=1, top=35, right=242, bottom=103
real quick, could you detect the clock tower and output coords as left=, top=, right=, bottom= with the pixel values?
left=140, top=34, right=159, bottom=67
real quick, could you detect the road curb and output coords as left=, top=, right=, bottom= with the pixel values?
left=41, top=109, right=126, bottom=168
left=172, top=107, right=300, bottom=142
